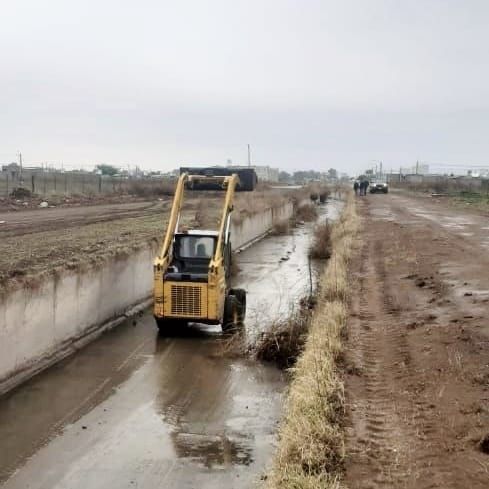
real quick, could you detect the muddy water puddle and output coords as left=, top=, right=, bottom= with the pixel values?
left=1, top=329, right=284, bottom=489
left=439, top=262, right=489, bottom=310
left=0, top=199, right=343, bottom=489
left=233, top=199, right=343, bottom=338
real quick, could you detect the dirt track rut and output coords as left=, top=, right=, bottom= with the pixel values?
left=345, top=195, right=489, bottom=488
left=0, top=200, right=167, bottom=238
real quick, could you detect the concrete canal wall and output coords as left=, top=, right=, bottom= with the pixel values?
left=0, top=202, right=294, bottom=393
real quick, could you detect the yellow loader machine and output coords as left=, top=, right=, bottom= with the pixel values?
left=153, top=168, right=256, bottom=333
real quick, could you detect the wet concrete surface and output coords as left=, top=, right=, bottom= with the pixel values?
left=0, top=199, right=342, bottom=489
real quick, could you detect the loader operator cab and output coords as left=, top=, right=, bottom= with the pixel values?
left=165, top=231, right=218, bottom=281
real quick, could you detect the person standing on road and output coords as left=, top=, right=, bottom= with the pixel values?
left=360, top=180, right=368, bottom=195
left=363, top=180, right=369, bottom=195
left=353, top=181, right=359, bottom=195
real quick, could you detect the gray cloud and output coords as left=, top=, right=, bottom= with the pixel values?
left=1, top=0, right=489, bottom=174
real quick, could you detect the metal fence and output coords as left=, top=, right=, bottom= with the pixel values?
left=387, top=173, right=489, bottom=194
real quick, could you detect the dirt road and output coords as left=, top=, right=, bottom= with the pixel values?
left=0, top=200, right=169, bottom=238
left=0, top=200, right=342, bottom=489
left=345, top=193, right=489, bottom=488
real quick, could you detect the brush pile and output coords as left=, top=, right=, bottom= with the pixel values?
left=253, top=298, right=315, bottom=369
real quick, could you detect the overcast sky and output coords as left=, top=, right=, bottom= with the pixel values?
left=1, top=0, right=489, bottom=175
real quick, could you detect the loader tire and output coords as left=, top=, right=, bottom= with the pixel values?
left=222, top=295, right=240, bottom=333
left=230, top=288, right=246, bottom=322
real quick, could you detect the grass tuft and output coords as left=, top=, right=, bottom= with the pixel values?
left=309, top=221, right=333, bottom=259
left=295, top=203, right=318, bottom=222
left=253, top=298, right=315, bottom=369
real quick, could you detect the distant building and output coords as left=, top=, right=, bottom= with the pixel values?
left=1, top=162, right=20, bottom=173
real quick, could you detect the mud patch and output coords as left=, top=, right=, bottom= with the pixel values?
left=344, top=195, right=489, bottom=489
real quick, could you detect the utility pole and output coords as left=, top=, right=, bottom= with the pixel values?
left=18, top=151, right=23, bottom=175
left=380, top=161, right=383, bottom=178
left=416, top=160, right=419, bottom=175
left=247, top=144, right=251, bottom=167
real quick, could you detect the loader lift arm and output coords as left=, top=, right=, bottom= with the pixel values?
left=154, top=172, right=238, bottom=273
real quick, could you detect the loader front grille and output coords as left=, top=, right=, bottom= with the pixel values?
left=171, top=285, right=202, bottom=316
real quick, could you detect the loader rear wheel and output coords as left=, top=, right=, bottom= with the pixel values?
left=222, top=295, right=240, bottom=333
left=230, top=288, right=246, bottom=322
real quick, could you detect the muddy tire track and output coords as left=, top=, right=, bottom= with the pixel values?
left=344, top=197, right=489, bottom=489
left=346, top=237, right=417, bottom=487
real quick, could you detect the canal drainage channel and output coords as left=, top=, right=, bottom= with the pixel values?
left=0, top=199, right=343, bottom=489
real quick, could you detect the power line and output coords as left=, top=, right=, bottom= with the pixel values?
left=426, top=162, right=489, bottom=169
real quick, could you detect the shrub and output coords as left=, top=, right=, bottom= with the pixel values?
left=319, top=188, right=330, bottom=203
left=309, top=221, right=332, bottom=259
left=253, top=298, right=315, bottom=369
left=295, top=203, right=318, bottom=222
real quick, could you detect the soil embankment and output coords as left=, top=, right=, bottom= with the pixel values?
left=344, top=193, right=489, bottom=488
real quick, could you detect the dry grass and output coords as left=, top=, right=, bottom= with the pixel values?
left=266, top=192, right=359, bottom=489
left=253, top=298, right=315, bottom=369
left=392, top=179, right=488, bottom=195
left=127, top=179, right=175, bottom=197
left=215, top=329, right=248, bottom=358
left=309, top=221, right=333, bottom=259
left=233, top=191, right=287, bottom=224
left=295, top=203, right=318, bottom=222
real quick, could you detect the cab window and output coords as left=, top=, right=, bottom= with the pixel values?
left=176, top=236, right=215, bottom=259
